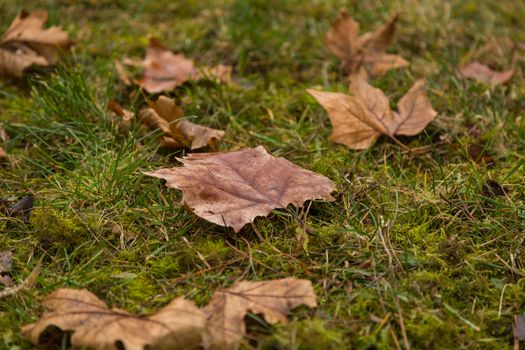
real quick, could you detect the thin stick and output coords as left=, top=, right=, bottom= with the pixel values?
left=394, top=297, right=411, bottom=350
left=390, top=328, right=403, bottom=350
left=170, top=256, right=244, bottom=284
left=514, top=315, right=520, bottom=350
left=388, top=135, right=411, bottom=152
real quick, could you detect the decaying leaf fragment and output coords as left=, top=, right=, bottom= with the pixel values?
left=22, top=288, right=205, bottom=350
left=326, top=10, right=408, bottom=80
left=459, top=61, right=514, bottom=85
left=136, top=38, right=231, bottom=93
left=203, top=278, right=317, bottom=349
left=0, top=10, right=71, bottom=78
left=145, top=146, right=335, bottom=232
left=308, top=78, right=437, bottom=149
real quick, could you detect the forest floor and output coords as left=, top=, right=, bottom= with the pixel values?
left=1, top=0, right=525, bottom=349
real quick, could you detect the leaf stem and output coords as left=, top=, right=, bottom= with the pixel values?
left=387, top=135, right=411, bottom=152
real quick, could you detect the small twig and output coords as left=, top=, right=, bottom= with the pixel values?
left=514, top=315, right=520, bottom=350
left=250, top=222, right=265, bottom=242
left=225, top=241, right=281, bottom=274
left=170, top=256, right=244, bottom=284
left=439, top=194, right=475, bottom=221
left=182, top=237, right=211, bottom=269
left=495, top=254, right=525, bottom=277
left=390, top=328, right=403, bottom=350
left=401, top=140, right=448, bottom=155
left=388, top=135, right=411, bottom=152
left=289, top=210, right=314, bottom=235
left=394, top=297, right=411, bottom=350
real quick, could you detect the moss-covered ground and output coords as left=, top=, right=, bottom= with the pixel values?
left=1, top=0, right=525, bottom=348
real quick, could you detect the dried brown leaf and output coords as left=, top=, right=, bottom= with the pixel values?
left=108, top=99, right=134, bottom=130
left=140, top=96, right=224, bottom=150
left=203, top=278, right=317, bottom=349
left=147, top=95, right=184, bottom=123
left=467, top=143, right=494, bottom=166
left=145, top=146, right=334, bottom=232
left=0, top=48, right=48, bottom=77
left=395, top=79, right=438, bottom=135
left=326, top=10, right=407, bottom=79
left=115, top=60, right=132, bottom=85
left=177, top=120, right=225, bottom=150
left=137, top=38, right=231, bottom=93
left=482, top=180, right=507, bottom=198
left=7, top=195, right=35, bottom=223
left=0, top=10, right=71, bottom=77
left=22, top=288, right=205, bottom=350
left=308, top=78, right=437, bottom=149
left=459, top=61, right=514, bottom=85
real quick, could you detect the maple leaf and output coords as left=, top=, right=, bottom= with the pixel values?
left=326, top=10, right=408, bottom=80
left=308, top=78, right=437, bottom=150
left=136, top=38, right=231, bottom=93
left=145, top=146, right=335, bottom=232
left=203, top=277, right=317, bottom=349
left=22, top=288, right=205, bottom=350
left=459, top=61, right=514, bottom=85
left=0, top=10, right=71, bottom=78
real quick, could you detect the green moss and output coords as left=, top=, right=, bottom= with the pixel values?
left=30, top=208, right=88, bottom=248
left=261, top=319, right=345, bottom=350
left=123, top=277, right=157, bottom=303
left=193, top=239, right=230, bottom=264
left=147, top=255, right=181, bottom=278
